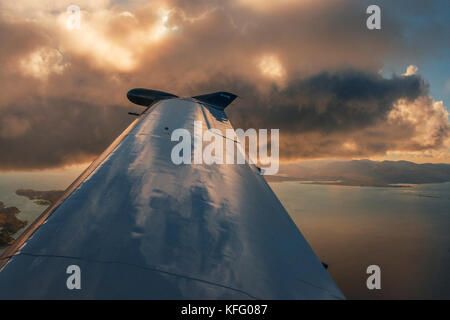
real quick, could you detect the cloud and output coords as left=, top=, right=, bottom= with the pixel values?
left=0, top=0, right=449, bottom=170
left=388, top=97, right=449, bottom=150
left=0, top=98, right=131, bottom=170
left=222, top=71, right=448, bottom=160
left=403, top=65, right=418, bottom=76
left=19, top=47, right=68, bottom=79
left=0, top=116, right=31, bottom=139
left=230, top=70, right=428, bottom=134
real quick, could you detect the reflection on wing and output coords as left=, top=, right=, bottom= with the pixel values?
left=0, top=93, right=344, bottom=299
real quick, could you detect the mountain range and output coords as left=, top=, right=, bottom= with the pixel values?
left=266, top=160, right=450, bottom=187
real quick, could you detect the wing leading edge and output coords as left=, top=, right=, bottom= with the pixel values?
left=0, top=91, right=344, bottom=299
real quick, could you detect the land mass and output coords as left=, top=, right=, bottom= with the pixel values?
left=0, top=189, right=64, bottom=248
left=266, top=160, right=450, bottom=187
left=0, top=202, right=27, bottom=249
left=15, top=189, right=65, bottom=206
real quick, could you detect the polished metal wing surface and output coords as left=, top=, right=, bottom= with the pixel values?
left=0, top=93, right=344, bottom=299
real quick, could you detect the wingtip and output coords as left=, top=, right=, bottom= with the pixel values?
left=127, top=88, right=178, bottom=107
left=192, top=91, right=238, bottom=110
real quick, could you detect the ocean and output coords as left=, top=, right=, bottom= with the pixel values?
left=269, top=181, right=450, bottom=299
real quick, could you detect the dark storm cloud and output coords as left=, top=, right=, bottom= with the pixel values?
left=213, top=70, right=446, bottom=160
left=0, top=99, right=131, bottom=170
left=230, top=70, right=428, bottom=133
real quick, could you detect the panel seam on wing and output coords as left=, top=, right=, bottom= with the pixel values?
left=3, top=252, right=259, bottom=299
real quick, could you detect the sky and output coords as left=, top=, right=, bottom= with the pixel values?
left=0, top=0, right=449, bottom=171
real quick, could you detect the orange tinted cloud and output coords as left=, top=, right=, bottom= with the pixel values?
left=0, top=0, right=448, bottom=169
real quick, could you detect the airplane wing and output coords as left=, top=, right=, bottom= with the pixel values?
left=0, top=90, right=344, bottom=299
